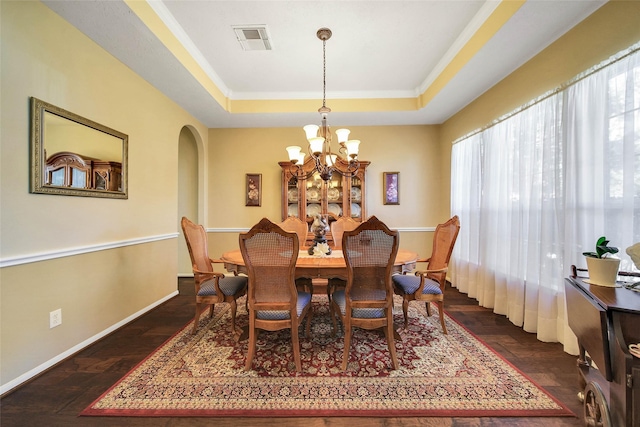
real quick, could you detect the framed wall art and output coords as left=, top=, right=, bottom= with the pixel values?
left=383, top=172, right=399, bottom=205
left=246, top=173, right=262, bottom=207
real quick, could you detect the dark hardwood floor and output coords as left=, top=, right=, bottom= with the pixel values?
left=1, top=278, right=585, bottom=426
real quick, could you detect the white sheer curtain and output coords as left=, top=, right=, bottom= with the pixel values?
left=450, top=46, right=640, bottom=354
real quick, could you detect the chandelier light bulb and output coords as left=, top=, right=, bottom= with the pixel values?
left=303, top=124, right=319, bottom=140
left=308, top=137, right=325, bottom=156
left=335, top=128, right=350, bottom=144
left=286, top=146, right=302, bottom=163
left=345, top=140, right=360, bottom=159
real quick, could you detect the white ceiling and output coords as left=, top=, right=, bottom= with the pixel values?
left=43, top=0, right=606, bottom=128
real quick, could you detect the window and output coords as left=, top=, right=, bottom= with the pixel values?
left=450, top=45, right=640, bottom=352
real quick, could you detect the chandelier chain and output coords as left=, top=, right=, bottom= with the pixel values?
left=322, top=39, right=327, bottom=109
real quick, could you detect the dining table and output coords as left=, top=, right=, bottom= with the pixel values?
left=220, top=248, right=419, bottom=281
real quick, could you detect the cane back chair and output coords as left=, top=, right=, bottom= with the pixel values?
left=240, top=217, right=313, bottom=372
left=278, top=216, right=309, bottom=247
left=278, top=216, right=313, bottom=294
left=326, top=217, right=360, bottom=301
left=181, top=217, right=248, bottom=336
left=330, top=215, right=400, bottom=371
left=392, top=215, right=460, bottom=334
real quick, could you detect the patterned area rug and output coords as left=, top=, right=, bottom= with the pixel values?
left=81, top=296, right=574, bottom=417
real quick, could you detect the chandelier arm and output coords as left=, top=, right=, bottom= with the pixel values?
left=286, top=161, right=318, bottom=183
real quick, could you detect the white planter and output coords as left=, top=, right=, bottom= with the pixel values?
left=585, top=257, right=620, bottom=287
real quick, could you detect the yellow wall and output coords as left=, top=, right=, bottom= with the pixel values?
left=1, top=240, right=177, bottom=381
left=206, top=125, right=444, bottom=260
left=0, top=1, right=207, bottom=390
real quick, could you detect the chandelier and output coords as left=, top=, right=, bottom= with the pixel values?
left=286, top=28, right=360, bottom=182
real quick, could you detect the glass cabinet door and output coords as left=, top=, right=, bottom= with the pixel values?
left=326, top=172, right=344, bottom=219
left=348, top=175, right=363, bottom=220
left=305, top=173, right=325, bottom=220
left=285, top=175, right=300, bottom=218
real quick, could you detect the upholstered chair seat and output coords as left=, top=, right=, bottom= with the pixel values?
left=256, top=291, right=312, bottom=320
left=198, top=276, right=248, bottom=297
left=332, top=289, right=386, bottom=319
left=391, top=275, right=442, bottom=296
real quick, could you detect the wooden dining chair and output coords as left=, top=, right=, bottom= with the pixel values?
left=330, top=215, right=400, bottom=371
left=278, top=216, right=309, bottom=247
left=330, top=217, right=360, bottom=249
left=326, top=217, right=360, bottom=301
left=240, top=217, right=313, bottom=372
left=392, top=215, right=460, bottom=334
left=181, top=217, right=248, bottom=336
left=278, top=216, right=313, bottom=294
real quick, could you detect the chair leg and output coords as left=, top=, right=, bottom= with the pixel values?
left=426, top=301, right=432, bottom=317
left=384, top=313, right=399, bottom=370
left=437, top=301, right=447, bottom=334
left=244, top=316, right=256, bottom=371
left=209, top=303, right=215, bottom=318
left=402, top=298, right=409, bottom=329
left=229, top=299, right=238, bottom=335
left=330, top=300, right=340, bottom=336
left=341, top=318, right=352, bottom=371
left=304, top=308, right=312, bottom=337
left=291, top=322, right=302, bottom=372
left=191, top=303, right=205, bottom=334
left=296, top=278, right=313, bottom=297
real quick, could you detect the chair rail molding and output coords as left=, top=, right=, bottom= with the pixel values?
left=0, top=233, right=178, bottom=268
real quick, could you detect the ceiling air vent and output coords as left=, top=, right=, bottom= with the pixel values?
left=232, top=25, right=272, bottom=51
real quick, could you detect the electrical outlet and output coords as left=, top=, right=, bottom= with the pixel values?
left=50, top=309, right=62, bottom=328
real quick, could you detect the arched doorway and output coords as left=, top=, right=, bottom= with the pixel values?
left=177, top=126, right=200, bottom=277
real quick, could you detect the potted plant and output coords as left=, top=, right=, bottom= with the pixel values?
left=583, top=236, right=620, bottom=287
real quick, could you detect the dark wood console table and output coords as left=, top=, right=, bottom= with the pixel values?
left=564, top=272, right=640, bottom=427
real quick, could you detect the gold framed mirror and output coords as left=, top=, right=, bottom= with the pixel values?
left=30, top=97, right=128, bottom=199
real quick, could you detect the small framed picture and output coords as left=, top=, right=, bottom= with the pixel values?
left=383, top=172, right=399, bottom=205
left=245, top=173, right=262, bottom=207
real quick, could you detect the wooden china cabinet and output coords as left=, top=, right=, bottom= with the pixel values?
left=279, top=156, right=369, bottom=226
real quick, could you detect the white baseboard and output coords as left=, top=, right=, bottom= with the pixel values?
left=0, top=290, right=179, bottom=396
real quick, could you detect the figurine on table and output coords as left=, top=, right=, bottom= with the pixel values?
left=309, top=214, right=331, bottom=256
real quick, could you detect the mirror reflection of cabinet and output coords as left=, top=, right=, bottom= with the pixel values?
left=46, top=152, right=91, bottom=188
left=92, top=161, right=122, bottom=191
left=279, top=157, right=369, bottom=223
left=45, top=151, right=122, bottom=191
